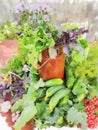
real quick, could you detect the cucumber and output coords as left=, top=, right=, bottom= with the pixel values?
left=45, top=78, right=63, bottom=87
left=49, top=88, right=70, bottom=112
left=59, top=95, right=69, bottom=106
left=45, top=84, right=65, bottom=100
left=66, top=69, right=75, bottom=88
left=72, top=78, right=81, bottom=95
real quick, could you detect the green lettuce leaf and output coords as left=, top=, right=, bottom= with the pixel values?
left=67, top=107, right=87, bottom=130
left=14, top=103, right=36, bottom=130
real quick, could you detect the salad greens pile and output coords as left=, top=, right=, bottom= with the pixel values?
left=11, top=33, right=98, bottom=130
left=2, top=27, right=55, bottom=73
left=0, top=1, right=98, bottom=130
left=1, top=23, right=98, bottom=130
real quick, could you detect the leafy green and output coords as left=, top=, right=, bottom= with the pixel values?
left=11, top=83, right=37, bottom=130
left=70, top=50, right=85, bottom=64
left=61, top=23, right=82, bottom=31
left=77, top=38, right=89, bottom=49
left=88, top=84, right=98, bottom=98
left=1, top=1, right=95, bottom=129
left=2, top=26, right=56, bottom=73
left=75, top=44, right=98, bottom=79
left=11, top=99, right=23, bottom=113
left=1, top=9, right=98, bottom=129
left=65, top=43, right=98, bottom=102
left=18, top=27, right=55, bottom=68
left=34, top=78, right=45, bottom=90
left=72, top=78, right=87, bottom=96
left=73, top=102, right=85, bottom=111
left=36, top=101, right=49, bottom=119
left=66, top=67, right=75, bottom=88
left=45, top=108, right=61, bottom=125
left=67, top=107, right=87, bottom=130
left=14, top=104, right=36, bottom=130
left=0, top=21, right=19, bottom=42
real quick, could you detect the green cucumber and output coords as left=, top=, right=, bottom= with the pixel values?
left=59, top=95, right=69, bottom=106
left=72, top=78, right=82, bottom=95
left=49, top=88, right=70, bottom=112
left=45, top=78, right=63, bottom=87
left=45, top=84, right=65, bottom=99
left=66, top=69, right=75, bottom=88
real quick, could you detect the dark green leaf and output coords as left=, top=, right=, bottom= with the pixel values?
left=36, top=101, right=49, bottom=119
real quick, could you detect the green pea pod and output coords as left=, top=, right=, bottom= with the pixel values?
left=45, top=78, right=63, bottom=87
left=49, top=88, right=70, bottom=112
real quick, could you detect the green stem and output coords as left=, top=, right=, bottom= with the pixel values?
left=9, top=72, right=23, bottom=80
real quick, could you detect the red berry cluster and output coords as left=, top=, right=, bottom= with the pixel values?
left=84, top=96, right=98, bottom=129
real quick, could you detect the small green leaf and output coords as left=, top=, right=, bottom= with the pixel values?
left=61, top=23, right=81, bottom=31
left=11, top=99, right=23, bottom=113
left=36, top=101, right=49, bottom=119
left=73, top=103, right=85, bottom=111
left=34, top=78, right=45, bottom=89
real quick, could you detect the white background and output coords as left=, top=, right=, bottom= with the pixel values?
left=0, top=114, right=98, bottom=130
